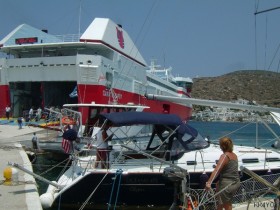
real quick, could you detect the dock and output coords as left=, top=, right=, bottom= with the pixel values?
left=0, top=119, right=56, bottom=210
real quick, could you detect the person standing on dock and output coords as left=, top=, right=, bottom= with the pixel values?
left=205, top=137, right=240, bottom=210
left=5, top=105, right=11, bottom=120
left=29, top=107, right=34, bottom=121
left=31, top=132, right=40, bottom=152
left=17, top=117, right=23, bottom=129
left=36, top=107, right=42, bottom=121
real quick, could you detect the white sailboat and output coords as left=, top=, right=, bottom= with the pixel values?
left=38, top=102, right=280, bottom=209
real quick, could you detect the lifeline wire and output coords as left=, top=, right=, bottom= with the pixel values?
left=78, top=173, right=109, bottom=210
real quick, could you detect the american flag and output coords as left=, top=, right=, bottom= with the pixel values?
left=61, top=138, right=71, bottom=153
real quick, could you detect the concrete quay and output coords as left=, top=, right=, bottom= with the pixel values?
left=0, top=121, right=53, bottom=210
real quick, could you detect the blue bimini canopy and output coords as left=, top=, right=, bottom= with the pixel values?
left=100, top=112, right=182, bottom=126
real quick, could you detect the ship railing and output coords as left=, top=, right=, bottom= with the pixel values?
left=43, top=108, right=62, bottom=126
left=59, top=108, right=82, bottom=136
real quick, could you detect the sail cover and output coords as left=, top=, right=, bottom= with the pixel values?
left=100, top=112, right=209, bottom=153
left=100, top=112, right=182, bottom=126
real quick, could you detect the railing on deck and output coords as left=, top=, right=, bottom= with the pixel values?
left=186, top=172, right=280, bottom=210
left=53, top=34, right=80, bottom=43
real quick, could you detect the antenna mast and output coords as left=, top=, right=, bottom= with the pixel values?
left=78, top=0, right=82, bottom=37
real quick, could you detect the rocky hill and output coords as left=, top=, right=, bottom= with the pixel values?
left=191, top=70, right=280, bottom=108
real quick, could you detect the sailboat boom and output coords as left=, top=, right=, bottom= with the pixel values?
left=146, top=94, right=280, bottom=113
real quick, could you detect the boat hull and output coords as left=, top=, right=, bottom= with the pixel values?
left=53, top=172, right=176, bottom=209
left=51, top=168, right=280, bottom=209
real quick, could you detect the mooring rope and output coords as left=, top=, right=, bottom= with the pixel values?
left=35, top=157, right=70, bottom=177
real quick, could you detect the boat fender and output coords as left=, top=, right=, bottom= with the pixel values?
left=3, top=167, right=18, bottom=185
left=40, top=181, right=58, bottom=209
left=199, top=172, right=209, bottom=189
left=272, top=140, right=280, bottom=149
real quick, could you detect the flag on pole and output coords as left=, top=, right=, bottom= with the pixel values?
left=62, top=138, right=71, bottom=153
left=69, top=86, right=78, bottom=98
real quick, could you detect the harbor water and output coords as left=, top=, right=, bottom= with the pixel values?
left=189, top=120, right=280, bottom=148
left=32, top=120, right=280, bottom=209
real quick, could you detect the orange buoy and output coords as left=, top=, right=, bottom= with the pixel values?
left=62, top=116, right=75, bottom=125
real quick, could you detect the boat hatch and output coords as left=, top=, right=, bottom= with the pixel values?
left=242, top=158, right=259, bottom=163
left=266, top=157, right=280, bottom=162
left=186, top=161, right=197, bottom=165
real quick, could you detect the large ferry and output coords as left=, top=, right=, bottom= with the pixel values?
left=0, top=18, right=192, bottom=122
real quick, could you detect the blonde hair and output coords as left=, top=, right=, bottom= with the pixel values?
left=219, top=137, right=233, bottom=152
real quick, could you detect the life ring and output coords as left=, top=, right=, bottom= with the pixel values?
left=62, top=116, right=75, bottom=125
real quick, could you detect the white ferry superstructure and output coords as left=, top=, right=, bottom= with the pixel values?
left=0, top=18, right=193, bottom=123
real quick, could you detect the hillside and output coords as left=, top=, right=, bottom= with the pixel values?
left=191, top=70, right=280, bottom=108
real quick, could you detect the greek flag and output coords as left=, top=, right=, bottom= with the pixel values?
left=69, top=86, right=78, bottom=98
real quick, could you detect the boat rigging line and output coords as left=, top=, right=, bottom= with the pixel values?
left=254, top=3, right=280, bottom=72
left=112, top=1, right=158, bottom=98
left=254, top=6, right=280, bottom=15
left=78, top=173, right=109, bottom=210
left=35, top=156, right=71, bottom=177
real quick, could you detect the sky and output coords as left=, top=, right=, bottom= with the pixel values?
left=1, top=0, right=280, bottom=78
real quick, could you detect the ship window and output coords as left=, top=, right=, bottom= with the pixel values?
left=266, top=157, right=280, bottom=162
left=106, top=72, right=113, bottom=88
left=186, top=161, right=197, bottom=165
left=242, top=158, right=259, bottom=163
left=162, top=104, right=170, bottom=114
